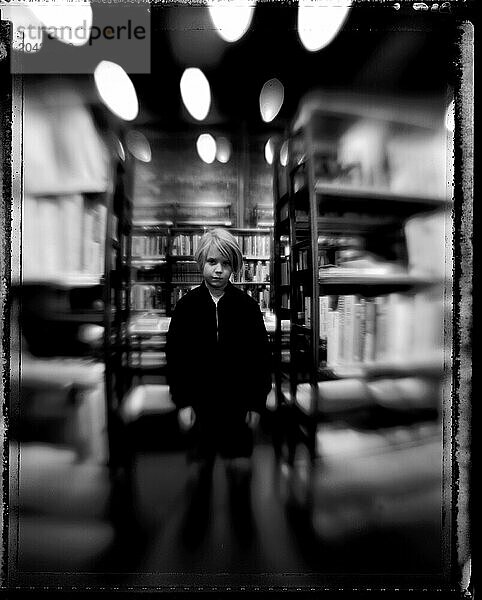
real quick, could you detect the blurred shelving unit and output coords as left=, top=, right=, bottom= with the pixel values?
left=15, top=164, right=134, bottom=472
left=9, top=83, right=141, bottom=573
left=272, top=91, right=453, bottom=463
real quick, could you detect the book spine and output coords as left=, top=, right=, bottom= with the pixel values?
left=61, top=194, right=83, bottom=277
left=337, top=295, right=345, bottom=364
left=374, top=296, right=388, bottom=361
left=363, top=298, right=376, bottom=362
left=387, top=293, right=414, bottom=361
left=96, top=202, right=107, bottom=277
left=353, top=299, right=364, bottom=363
left=319, top=295, right=329, bottom=341
left=327, top=310, right=339, bottom=366
left=304, top=296, right=311, bottom=327
left=343, top=294, right=356, bottom=364
left=82, top=199, right=94, bottom=275
left=41, top=196, right=63, bottom=277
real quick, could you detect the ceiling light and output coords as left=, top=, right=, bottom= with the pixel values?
left=280, top=140, right=289, bottom=167
left=115, top=138, right=126, bottom=161
left=297, top=0, right=352, bottom=52
left=126, top=130, right=152, bottom=162
left=197, top=133, right=217, bottom=164
left=180, top=68, right=211, bottom=121
left=30, top=0, right=92, bottom=47
left=208, top=1, right=255, bottom=43
left=216, top=137, right=232, bottom=163
left=259, top=78, right=284, bottom=123
left=265, top=138, right=274, bottom=165
left=94, top=61, right=139, bottom=121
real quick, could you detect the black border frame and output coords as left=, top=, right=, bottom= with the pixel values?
left=0, top=1, right=475, bottom=596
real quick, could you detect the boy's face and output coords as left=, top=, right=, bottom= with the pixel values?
left=202, top=247, right=233, bottom=292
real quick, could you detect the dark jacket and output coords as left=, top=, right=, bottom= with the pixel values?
left=166, top=281, right=272, bottom=415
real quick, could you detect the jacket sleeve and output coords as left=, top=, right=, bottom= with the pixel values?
left=166, top=300, right=192, bottom=409
left=246, top=302, right=272, bottom=413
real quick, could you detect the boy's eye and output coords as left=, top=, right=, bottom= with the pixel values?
left=207, top=258, right=230, bottom=267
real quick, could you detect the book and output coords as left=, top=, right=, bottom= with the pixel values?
left=386, top=293, right=414, bottom=361
left=38, top=196, right=63, bottom=277
left=374, top=296, right=388, bottom=361
left=304, top=296, right=311, bottom=327
left=363, top=298, right=376, bottom=362
left=342, top=294, right=357, bottom=364
left=327, top=309, right=340, bottom=366
left=353, top=299, right=365, bottom=363
left=337, top=295, right=345, bottom=363
left=319, top=295, right=329, bottom=341
left=412, top=291, right=444, bottom=357
left=61, top=194, right=84, bottom=277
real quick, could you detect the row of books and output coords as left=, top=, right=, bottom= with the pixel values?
left=285, top=119, right=449, bottom=198
left=131, top=285, right=166, bottom=311
left=233, top=260, right=270, bottom=283
left=171, top=233, right=203, bottom=256
left=128, top=314, right=171, bottom=334
left=132, top=235, right=168, bottom=258
left=295, top=236, right=364, bottom=270
left=136, top=268, right=166, bottom=282
left=252, top=204, right=274, bottom=228
left=23, top=194, right=108, bottom=282
left=297, top=249, right=310, bottom=271
left=245, top=287, right=271, bottom=311
left=302, top=292, right=444, bottom=366
left=233, top=234, right=271, bottom=258
left=281, top=291, right=290, bottom=309
left=131, top=231, right=272, bottom=260
left=281, top=260, right=290, bottom=285
left=172, top=262, right=203, bottom=283
left=281, top=216, right=449, bottom=283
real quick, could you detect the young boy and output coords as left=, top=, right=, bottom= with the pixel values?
left=166, top=228, right=272, bottom=467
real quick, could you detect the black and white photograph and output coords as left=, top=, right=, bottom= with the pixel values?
left=0, top=0, right=474, bottom=596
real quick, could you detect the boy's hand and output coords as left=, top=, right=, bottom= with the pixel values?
left=246, top=411, right=260, bottom=429
left=178, top=406, right=196, bottom=430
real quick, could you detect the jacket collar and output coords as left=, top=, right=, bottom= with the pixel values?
left=200, top=280, right=234, bottom=299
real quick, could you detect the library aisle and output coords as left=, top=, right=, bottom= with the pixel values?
left=91, top=422, right=444, bottom=586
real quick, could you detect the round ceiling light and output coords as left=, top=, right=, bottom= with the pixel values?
left=197, top=133, right=217, bottom=164
left=94, top=61, right=139, bottom=121
left=180, top=67, right=211, bottom=121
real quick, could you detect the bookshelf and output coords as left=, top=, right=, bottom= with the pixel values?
left=15, top=113, right=135, bottom=469
left=103, top=155, right=135, bottom=468
left=129, top=225, right=273, bottom=314
left=272, top=92, right=452, bottom=462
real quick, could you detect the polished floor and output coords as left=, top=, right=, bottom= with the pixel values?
left=10, top=418, right=447, bottom=589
